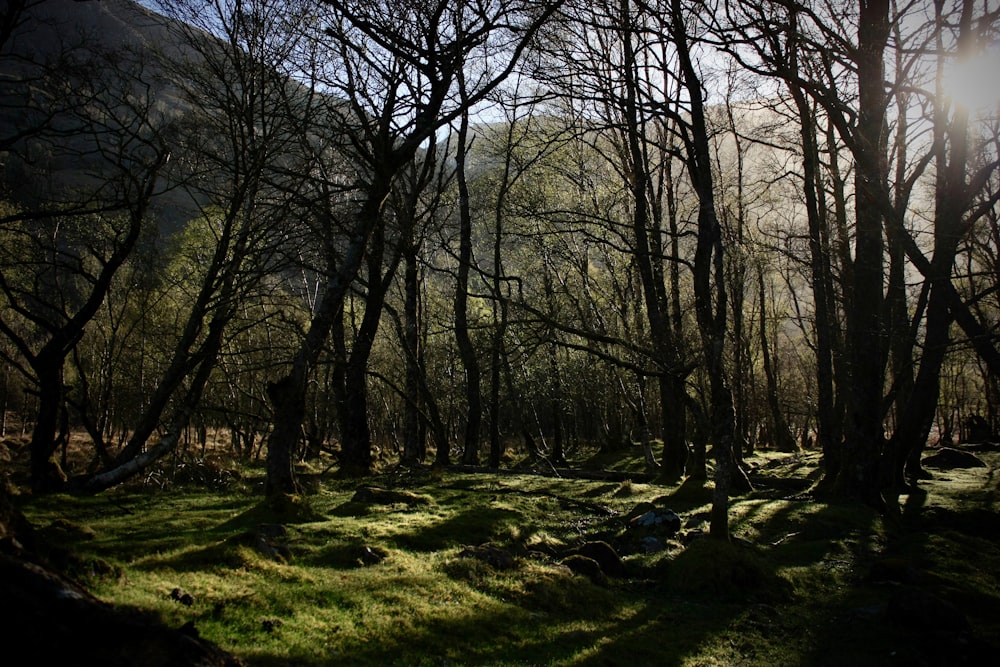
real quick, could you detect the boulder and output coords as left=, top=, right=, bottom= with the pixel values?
left=351, top=486, right=430, bottom=506
left=566, top=541, right=624, bottom=578
left=922, top=448, right=987, bottom=470
left=629, top=507, right=682, bottom=535
left=561, top=554, right=607, bottom=586
left=458, top=542, right=516, bottom=570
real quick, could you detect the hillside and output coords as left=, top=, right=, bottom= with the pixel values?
left=0, top=0, right=204, bottom=230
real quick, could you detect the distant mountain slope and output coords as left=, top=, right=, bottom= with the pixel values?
left=3, top=0, right=171, bottom=56
left=0, top=0, right=204, bottom=230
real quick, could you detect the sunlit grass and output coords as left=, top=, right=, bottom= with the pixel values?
left=17, top=448, right=1000, bottom=666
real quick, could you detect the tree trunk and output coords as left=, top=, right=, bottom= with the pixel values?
left=786, top=58, right=838, bottom=480
left=758, top=266, right=798, bottom=453
left=80, top=317, right=224, bottom=494
left=339, top=226, right=400, bottom=474
left=401, top=244, right=424, bottom=466
left=265, top=171, right=394, bottom=496
left=831, top=0, right=891, bottom=510
left=29, top=354, right=65, bottom=492
left=25, top=151, right=167, bottom=492
left=886, top=0, right=978, bottom=497
left=454, top=103, right=482, bottom=466
left=669, top=0, right=747, bottom=539
left=619, top=0, right=679, bottom=480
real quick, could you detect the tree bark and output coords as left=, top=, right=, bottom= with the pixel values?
left=454, top=101, right=482, bottom=466
left=669, top=0, right=747, bottom=539
left=831, top=0, right=891, bottom=510
left=758, top=266, right=798, bottom=453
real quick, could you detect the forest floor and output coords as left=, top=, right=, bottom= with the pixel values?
left=7, top=437, right=1000, bottom=666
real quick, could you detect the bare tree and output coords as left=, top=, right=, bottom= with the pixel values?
left=263, top=0, right=564, bottom=494
left=0, top=10, right=171, bottom=490
left=82, top=0, right=316, bottom=492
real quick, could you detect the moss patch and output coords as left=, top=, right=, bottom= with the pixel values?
left=16, top=450, right=1000, bottom=666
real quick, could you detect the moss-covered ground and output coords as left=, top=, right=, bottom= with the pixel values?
left=13, top=445, right=1000, bottom=666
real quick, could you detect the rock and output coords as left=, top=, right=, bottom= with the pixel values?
left=357, top=545, right=388, bottom=566
left=639, top=536, right=666, bottom=553
left=922, top=448, right=987, bottom=470
left=561, top=554, right=607, bottom=586
left=351, top=486, right=430, bottom=506
left=566, top=541, right=624, bottom=578
left=458, top=542, right=516, bottom=570
left=629, top=507, right=682, bottom=535
left=170, top=587, right=195, bottom=606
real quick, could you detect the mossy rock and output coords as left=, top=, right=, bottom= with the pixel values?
left=222, top=495, right=325, bottom=528
left=922, top=448, right=987, bottom=469
left=565, top=540, right=625, bottom=578
left=561, top=554, right=608, bottom=586
left=351, top=486, right=431, bottom=506
left=668, top=478, right=715, bottom=505
left=311, top=543, right=388, bottom=569
left=669, top=538, right=792, bottom=602
left=459, top=542, right=517, bottom=570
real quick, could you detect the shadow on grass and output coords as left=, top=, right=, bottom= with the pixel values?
left=244, top=566, right=741, bottom=667
left=387, top=505, right=524, bottom=551
left=875, top=463, right=1000, bottom=663
left=745, top=481, right=1000, bottom=667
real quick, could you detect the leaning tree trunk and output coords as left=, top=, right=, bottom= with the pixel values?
left=27, top=151, right=166, bottom=492
left=265, top=175, right=393, bottom=496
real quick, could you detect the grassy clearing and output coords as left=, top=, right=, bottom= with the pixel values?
left=15, top=448, right=1000, bottom=666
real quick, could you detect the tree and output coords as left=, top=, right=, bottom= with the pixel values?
left=527, top=0, right=696, bottom=479
left=0, top=14, right=172, bottom=490
left=719, top=0, right=1000, bottom=509
left=454, top=76, right=484, bottom=466
left=263, top=0, right=565, bottom=495
left=82, top=0, right=316, bottom=492
left=884, top=0, right=1000, bottom=500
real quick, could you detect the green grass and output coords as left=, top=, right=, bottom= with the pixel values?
left=15, top=449, right=1000, bottom=666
